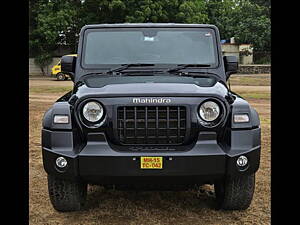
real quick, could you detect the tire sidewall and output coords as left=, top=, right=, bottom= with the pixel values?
left=57, top=73, right=65, bottom=81
left=47, top=175, right=87, bottom=211
left=214, top=173, right=255, bottom=210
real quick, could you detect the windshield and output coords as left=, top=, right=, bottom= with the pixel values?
left=82, top=28, right=218, bottom=68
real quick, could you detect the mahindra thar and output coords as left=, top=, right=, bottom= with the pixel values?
left=41, top=24, right=261, bottom=211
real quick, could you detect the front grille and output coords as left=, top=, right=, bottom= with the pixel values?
left=117, top=106, right=186, bottom=145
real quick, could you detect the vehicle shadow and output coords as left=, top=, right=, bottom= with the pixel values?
left=58, top=184, right=250, bottom=225
left=84, top=184, right=217, bottom=213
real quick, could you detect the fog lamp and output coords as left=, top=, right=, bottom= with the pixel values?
left=237, top=155, right=248, bottom=167
left=56, top=157, right=67, bottom=168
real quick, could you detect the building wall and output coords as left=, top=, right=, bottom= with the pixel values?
left=239, top=44, right=253, bottom=65
left=221, top=43, right=253, bottom=64
left=221, top=44, right=240, bottom=58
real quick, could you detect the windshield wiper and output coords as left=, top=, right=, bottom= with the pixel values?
left=79, top=66, right=159, bottom=80
left=178, top=71, right=218, bottom=76
left=107, top=63, right=155, bottom=74
left=167, top=64, right=211, bottom=73
left=117, top=70, right=165, bottom=76
left=79, top=72, right=105, bottom=79
left=175, top=71, right=221, bottom=80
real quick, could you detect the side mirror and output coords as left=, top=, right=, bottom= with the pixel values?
left=61, top=55, right=76, bottom=81
left=223, top=56, right=238, bottom=80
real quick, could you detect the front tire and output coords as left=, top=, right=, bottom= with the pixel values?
left=56, top=73, right=66, bottom=81
left=47, top=175, right=87, bottom=212
left=214, top=173, right=255, bottom=210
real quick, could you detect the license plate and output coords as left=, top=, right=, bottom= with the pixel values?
left=140, top=157, right=163, bottom=169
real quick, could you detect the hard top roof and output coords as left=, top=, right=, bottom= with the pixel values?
left=80, top=23, right=218, bottom=33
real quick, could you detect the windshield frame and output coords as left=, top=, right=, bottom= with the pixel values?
left=80, top=27, right=220, bottom=70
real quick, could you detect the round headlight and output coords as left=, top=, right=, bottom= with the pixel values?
left=82, top=101, right=104, bottom=122
left=199, top=101, right=220, bottom=122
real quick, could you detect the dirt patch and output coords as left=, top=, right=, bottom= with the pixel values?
left=230, top=85, right=270, bottom=101
left=230, top=85, right=270, bottom=92
left=29, top=77, right=270, bottom=225
left=29, top=94, right=62, bottom=103
left=29, top=79, right=73, bottom=87
left=229, top=74, right=270, bottom=86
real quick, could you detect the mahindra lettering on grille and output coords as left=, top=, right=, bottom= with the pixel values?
left=117, top=106, right=186, bottom=145
left=133, top=98, right=171, bottom=104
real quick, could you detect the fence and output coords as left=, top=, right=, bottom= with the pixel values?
left=238, top=64, right=271, bottom=74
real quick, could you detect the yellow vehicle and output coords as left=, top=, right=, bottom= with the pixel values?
left=51, top=54, right=77, bottom=81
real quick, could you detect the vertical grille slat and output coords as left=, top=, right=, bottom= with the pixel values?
left=134, top=106, right=137, bottom=139
left=117, top=106, right=186, bottom=145
left=177, top=106, right=180, bottom=143
left=145, top=106, right=148, bottom=144
left=156, top=106, right=159, bottom=144
left=166, top=107, right=170, bottom=143
left=123, top=107, right=126, bottom=141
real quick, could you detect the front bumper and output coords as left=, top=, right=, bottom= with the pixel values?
left=42, top=128, right=261, bottom=184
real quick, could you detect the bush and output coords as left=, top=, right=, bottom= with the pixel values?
left=253, top=51, right=271, bottom=64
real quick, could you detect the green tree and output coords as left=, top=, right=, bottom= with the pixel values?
left=29, top=0, right=270, bottom=65
left=249, top=0, right=270, bottom=15
left=30, top=0, right=83, bottom=74
left=206, top=0, right=270, bottom=52
left=206, top=0, right=237, bottom=39
left=176, top=0, right=208, bottom=23
left=232, top=0, right=271, bottom=52
left=124, top=0, right=167, bottom=23
left=125, top=0, right=208, bottom=23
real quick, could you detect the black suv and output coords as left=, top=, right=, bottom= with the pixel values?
left=42, top=23, right=261, bottom=211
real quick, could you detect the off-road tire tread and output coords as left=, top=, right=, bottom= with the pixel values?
left=48, top=175, right=87, bottom=212
left=215, top=173, right=255, bottom=210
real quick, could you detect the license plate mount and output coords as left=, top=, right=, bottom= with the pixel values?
left=140, top=157, right=163, bottom=169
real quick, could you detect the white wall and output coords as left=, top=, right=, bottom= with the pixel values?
left=221, top=44, right=240, bottom=58
left=221, top=43, right=253, bottom=64
left=239, top=44, right=253, bottom=65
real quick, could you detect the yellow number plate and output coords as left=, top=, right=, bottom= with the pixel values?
left=140, top=157, right=163, bottom=169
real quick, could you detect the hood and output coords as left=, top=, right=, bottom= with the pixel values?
left=74, top=81, right=229, bottom=99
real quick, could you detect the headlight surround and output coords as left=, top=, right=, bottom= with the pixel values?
left=82, top=101, right=104, bottom=123
left=199, top=101, right=220, bottom=122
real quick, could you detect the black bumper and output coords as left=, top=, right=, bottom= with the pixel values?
left=42, top=128, right=261, bottom=184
